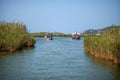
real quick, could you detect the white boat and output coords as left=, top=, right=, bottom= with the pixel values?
left=72, top=32, right=80, bottom=40
left=44, top=33, right=53, bottom=40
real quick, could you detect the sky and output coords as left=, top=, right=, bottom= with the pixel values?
left=0, top=0, right=120, bottom=33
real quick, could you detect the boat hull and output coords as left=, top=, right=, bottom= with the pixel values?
left=72, top=36, right=80, bottom=40
left=44, top=36, right=53, bottom=40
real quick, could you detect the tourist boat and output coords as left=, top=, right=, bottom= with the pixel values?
left=72, top=32, right=80, bottom=40
left=44, top=33, right=53, bottom=40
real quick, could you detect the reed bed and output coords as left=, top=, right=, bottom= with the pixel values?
left=0, top=22, right=35, bottom=52
left=84, top=26, right=120, bottom=65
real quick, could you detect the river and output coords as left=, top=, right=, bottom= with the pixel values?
left=0, top=37, right=120, bottom=80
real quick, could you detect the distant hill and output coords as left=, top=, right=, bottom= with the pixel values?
left=83, top=29, right=103, bottom=34
left=83, top=25, right=120, bottom=34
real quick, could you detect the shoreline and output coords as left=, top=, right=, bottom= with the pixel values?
left=85, top=47, right=120, bottom=65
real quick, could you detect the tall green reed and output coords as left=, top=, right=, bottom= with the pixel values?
left=84, top=26, right=120, bottom=60
left=0, top=22, right=35, bottom=52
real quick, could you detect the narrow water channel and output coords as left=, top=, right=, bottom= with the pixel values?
left=0, top=37, right=120, bottom=80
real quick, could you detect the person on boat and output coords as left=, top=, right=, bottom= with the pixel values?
left=72, top=32, right=80, bottom=40
left=72, top=32, right=76, bottom=39
left=44, top=33, right=53, bottom=40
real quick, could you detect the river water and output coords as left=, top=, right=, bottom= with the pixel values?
left=0, top=37, right=120, bottom=80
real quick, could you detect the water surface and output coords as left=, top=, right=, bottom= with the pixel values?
left=0, top=37, right=120, bottom=80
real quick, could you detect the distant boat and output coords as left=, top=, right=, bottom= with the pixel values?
left=44, top=33, right=53, bottom=40
left=72, top=32, right=80, bottom=40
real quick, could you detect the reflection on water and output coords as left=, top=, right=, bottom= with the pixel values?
left=0, top=37, right=120, bottom=80
left=86, top=53, right=120, bottom=80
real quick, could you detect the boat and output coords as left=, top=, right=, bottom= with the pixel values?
left=44, top=33, right=53, bottom=40
left=72, top=32, right=80, bottom=40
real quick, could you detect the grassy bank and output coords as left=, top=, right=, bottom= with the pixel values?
left=84, top=26, right=120, bottom=65
left=0, top=22, right=36, bottom=52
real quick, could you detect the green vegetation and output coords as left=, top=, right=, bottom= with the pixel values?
left=30, top=32, right=71, bottom=37
left=30, top=32, right=45, bottom=37
left=84, top=25, right=120, bottom=65
left=0, top=22, right=36, bottom=52
left=53, top=33, right=71, bottom=37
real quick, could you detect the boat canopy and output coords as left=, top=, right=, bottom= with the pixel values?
left=72, top=32, right=80, bottom=35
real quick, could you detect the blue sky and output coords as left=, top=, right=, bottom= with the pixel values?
left=0, top=0, right=120, bottom=33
